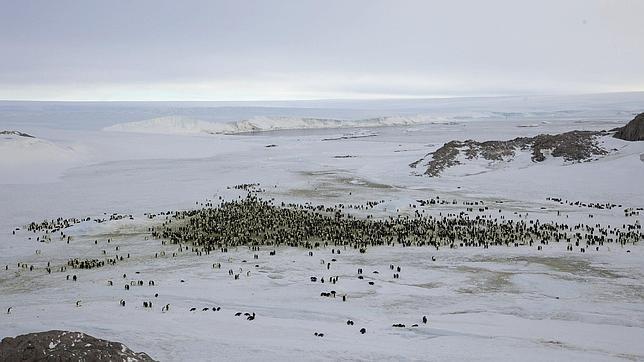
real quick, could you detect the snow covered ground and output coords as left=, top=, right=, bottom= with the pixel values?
left=1, top=94, right=643, bottom=361
left=2, top=228, right=643, bottom=361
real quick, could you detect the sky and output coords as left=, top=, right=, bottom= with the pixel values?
left=1, top=0, right=643, bottom=101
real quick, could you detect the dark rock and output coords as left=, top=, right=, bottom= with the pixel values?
left=614, top=113, right=644, bottom=141
left=0, top=131, right=35, bottom=138
left=322, top=133, right=377, bottom=141
left=0, top=330, right=156, bottom=362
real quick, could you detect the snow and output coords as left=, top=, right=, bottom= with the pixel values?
left=0, top=133, right=88, bottom=183
left=1, top=94, right=643, bottom=361
left=0, top=133, right=79, bottom=165
left=2, top=234, right=643, bottom=361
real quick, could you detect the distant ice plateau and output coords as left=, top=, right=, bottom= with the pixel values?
left=102, top=115, right=456, bottom=135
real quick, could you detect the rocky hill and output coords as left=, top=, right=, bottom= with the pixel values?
left=613, top=113, right=644, bottom=141
left=411, top=130, right=609, bottom=177
left=0, top=330, right=155, bottom=362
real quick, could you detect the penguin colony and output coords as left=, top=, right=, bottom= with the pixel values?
left=3, top=188, right=642, bottom=340
left=153, top=194, right=642, bottom=252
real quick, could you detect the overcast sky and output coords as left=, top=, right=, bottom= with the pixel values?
left=1, top=0, right=643, bottom=101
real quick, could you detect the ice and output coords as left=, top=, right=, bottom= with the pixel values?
left=2, top=239, right=643, bottom=361
left=103, top=115, right=453, bottom=135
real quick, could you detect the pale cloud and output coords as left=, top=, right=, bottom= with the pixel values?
left=1, top=0, right=643, bottom=100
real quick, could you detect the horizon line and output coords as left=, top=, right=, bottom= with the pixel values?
left=2, top=90, right=643, bottom=103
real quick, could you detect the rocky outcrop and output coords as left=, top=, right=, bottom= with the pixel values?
left=0, top=130, right=35, bottom=138
left=614, top=113, right=644, bottom=141
left=0, top=330, right=156, bottom=362
left=411, top=130, right=609, bottom=177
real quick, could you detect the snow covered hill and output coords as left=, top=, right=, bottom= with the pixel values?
left=410, top=131, right=633, bottom=177
left=0, top=131, right=80, bottom=165
left=0, top=131, right=86, bottom=183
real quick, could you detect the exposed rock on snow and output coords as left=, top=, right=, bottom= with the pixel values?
left=411, top=130, right=609, bottom=177
left=613, top=112, right=644, bottom=141
left=0, top=330, right=156, bottom=362
left=0, top=130, right=35, bottom=138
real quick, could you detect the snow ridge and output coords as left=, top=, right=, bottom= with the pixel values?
left=103, top=115, right=453, bottom=135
